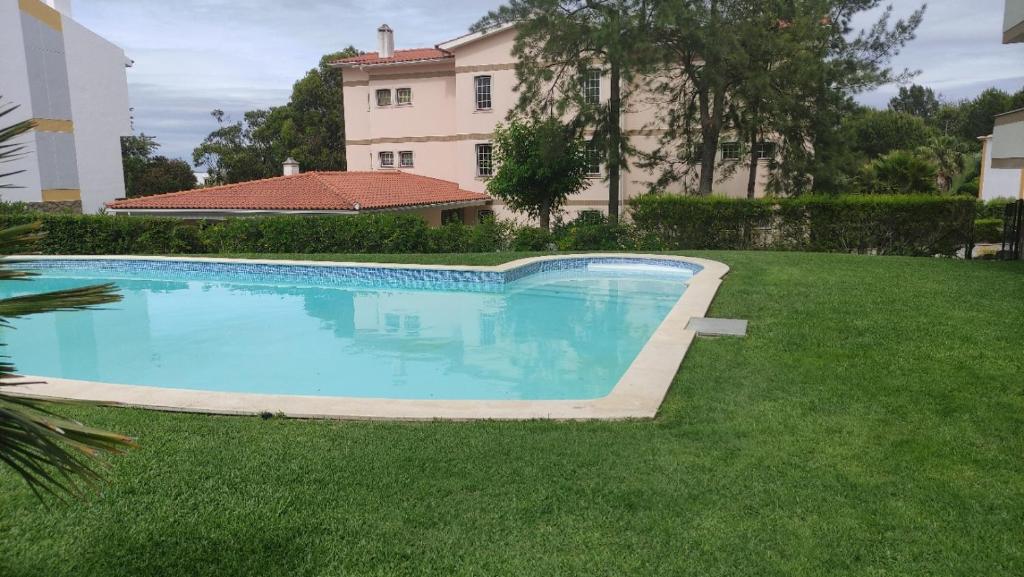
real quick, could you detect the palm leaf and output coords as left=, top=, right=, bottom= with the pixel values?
left=0, top=211, right=133, bottom=499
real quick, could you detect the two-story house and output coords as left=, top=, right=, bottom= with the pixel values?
left=334, top=24, right=773, bottom=223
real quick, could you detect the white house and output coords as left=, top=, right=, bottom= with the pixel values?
left=0, top=0, right=133, bottom=213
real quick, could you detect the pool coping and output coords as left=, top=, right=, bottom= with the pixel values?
left=1, top=253, right=729, bottom=421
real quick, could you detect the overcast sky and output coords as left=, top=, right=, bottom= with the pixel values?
left=73, top=0, right=1024, bottom=165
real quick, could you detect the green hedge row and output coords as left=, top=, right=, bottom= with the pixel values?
left=0, top=194, right=981, bottom=257
left=629, top=194, right=978, bottom=256
left=0, top=213, right=515, bottom=255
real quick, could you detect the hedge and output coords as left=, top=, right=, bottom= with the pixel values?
left=630, top=194, right=977, bottom=257
left=0, top=194, right=980, bottom=257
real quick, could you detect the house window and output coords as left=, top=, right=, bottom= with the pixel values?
left=474, top=76, right=492, bottom=110
left=755, top=141, right=776, bottom=160
left=441, top=208, right=464, bottom=225
left=376, top=89, right=392, bottom=107
left=583, top=69, right=601, bottom=105
left=475, top=143, right=493, bottom=177
left=586, top=141, right=602, bottom=175
left=399, top=151, right=414, bottom=168
left=577, top=209, right=604, bottom=225
left=378, top=151, right=394, bottom=168
left=396, top=87, right=412, bottom=106
left=720, top=142, right=741, bottom=160
left=478, top=209, right=495, bottom=223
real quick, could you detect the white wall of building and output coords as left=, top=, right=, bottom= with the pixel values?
left=0, top=0, right=43, bottom=199
left=63, top=17, right=132, bottom=213
left=0, top=0, right=130, bottom=212
left=980, top=135, right=1024, bottom=201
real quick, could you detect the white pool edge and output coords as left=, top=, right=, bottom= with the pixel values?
left=2, top=253, right=729, bottom=421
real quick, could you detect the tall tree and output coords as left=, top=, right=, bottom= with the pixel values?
left=764, top=0, right=925, bottom=195
left=193, top=47, right=359, bottom=185
left=888, top=84, right=940, bottom=120
left=474, top=1, right=656, bottom=223
left=121, top=134, right=195, bottom=197
left=487, top=117, right=590, bottom=230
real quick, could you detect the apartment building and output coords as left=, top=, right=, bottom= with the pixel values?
left=989, top=0, right=1024, bottom=186
left=0, top=0, right=132, bottom=213
left=334, top=24, right=772, bottom=223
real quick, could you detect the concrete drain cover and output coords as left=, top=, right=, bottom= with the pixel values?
left=687, top=318, right=748, bottom=337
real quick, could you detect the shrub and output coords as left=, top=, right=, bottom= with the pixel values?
left=630, top=194, right=976, bottom=256
left=977, top=197, right=1016, bottom=220
left=974, top=218, right=1004, bottom=244
left=857, top=150, right=940, bottom=194
left=512, top=227, right=554, bottom=251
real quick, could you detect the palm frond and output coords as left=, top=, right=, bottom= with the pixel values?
left=0, top=203, right=134, bottom=498
left=0, top=101, right=35, bottom=188
left=0, top=284, right=122, bottom=324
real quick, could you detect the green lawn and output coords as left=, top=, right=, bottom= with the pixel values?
left=1, top=251, right=1022, bottom=577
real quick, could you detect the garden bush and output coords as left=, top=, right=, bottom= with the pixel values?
left=974, top=218, right=1004, bottom=244
left=631, top=194, right=976, bottom=256
left=0, top=194, right=979, bottom=257
left=512, top=227, right=554, bottom=251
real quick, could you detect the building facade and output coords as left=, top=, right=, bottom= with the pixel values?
left=335, top=24, right=772, bottom=223
left=0, top=0, right=133, bottom=213
left=989, top=0, right=1024, bottom=179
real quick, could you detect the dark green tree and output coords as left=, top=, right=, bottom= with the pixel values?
left=846, top=109, right=934, bottom=160
left=645, top=0, right=924, bottom=196
left=121, top=134, right=195, bottom=197
left=487, top=117, right=590, bottom=230
left=474, top=1, right=657, bottom=222
left=193, top=48, right=360, bottom=185
left=888, top=84, right=940, bottom=120
left=193, top=109, right=277, bottom=185
left=858, top=149, right=938, bottom=194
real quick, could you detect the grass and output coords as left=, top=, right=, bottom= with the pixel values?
left=1, top=251, right=1022, bottom=577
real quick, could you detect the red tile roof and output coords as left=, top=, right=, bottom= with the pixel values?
left=332, top=48, right=452, bottom=67
left=106, top=171, right=490, bottom=212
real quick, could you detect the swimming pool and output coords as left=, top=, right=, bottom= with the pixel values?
left=2, top=255, right=728, bottom=419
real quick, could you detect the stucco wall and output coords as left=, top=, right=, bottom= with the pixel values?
left=342, top=26, right=773, bottom=225
left=63, top=17, right=131, bottom=213
left=0, top=0, right=42, bottom=199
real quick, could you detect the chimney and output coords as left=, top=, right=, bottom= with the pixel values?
left=378, top=24, right=394, bottom=58
left=283, top=157, right=300, bottom=176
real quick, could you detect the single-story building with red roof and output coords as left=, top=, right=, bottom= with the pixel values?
left=106, top=162, right=494, bottom=226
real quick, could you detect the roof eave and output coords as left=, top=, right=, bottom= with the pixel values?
left=328, top=56, right=453, bottom=69
left=436, top=22, right=516, bottom=51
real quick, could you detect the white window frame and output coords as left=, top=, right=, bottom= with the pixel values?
left=755, top=141, right=776, bottom=160
left=396, top=87, right=412, bottom=106
left=475, top=143, right=493, bottom=177
left=583, top=69, right=601, bottom=105
left=474, top=75, right=492, bottom=111
left=586, top=141, right=602, bottom=176
left=378, top=151, right=395, bottom=168
left=399, top=151, right=414, bottom=168
left=720, top=141, right=741, bottom=161
left=375, top=89, right=392, bottom=107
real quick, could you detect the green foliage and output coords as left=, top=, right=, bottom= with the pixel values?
left=511, top=227, right=554, bottom=251
left=857, top=150, right=939, bottom=194
left=630, top=194, right=976, bottom=256
left=475, top=1, right=654, bottom=220
left=3, top=192, right=981, bottom=258
left=0, top=98, right=35, bottom=187
left=122, top=134, right=197, bottom=197
left=488, top=118, right=590, bottom=230
left=974, top=218, right=1004, bottom=244
left=888, top=84, right=940, bottom=120
left=847, top=109, right=934, bottom=160
left=977, top=197, right=1016, bottom=220
left=0, top=222, right=134, bottom=499
left=192, top=48, right=359, bottom=185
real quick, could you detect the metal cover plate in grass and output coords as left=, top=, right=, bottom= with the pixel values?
left=687, top=318, right=748, bottom=337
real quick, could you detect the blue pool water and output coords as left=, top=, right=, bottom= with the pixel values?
left=1, top=258, right=698, bottom=400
